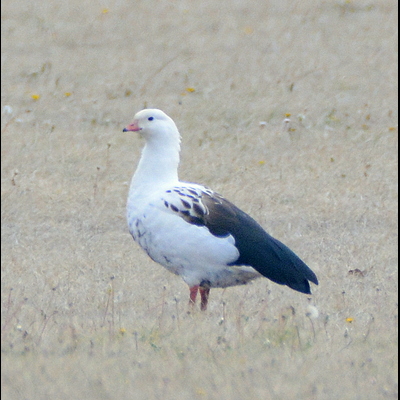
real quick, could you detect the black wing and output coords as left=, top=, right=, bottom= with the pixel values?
left=199, top=191, right=318, bottom=294
left=160, top=184, right=318, bottom=294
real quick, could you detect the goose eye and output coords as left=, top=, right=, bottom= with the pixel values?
left=148, top=117, right=154, bottom=121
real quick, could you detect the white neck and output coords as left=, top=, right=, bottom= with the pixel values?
left=128, top=136, right=180, bottom=205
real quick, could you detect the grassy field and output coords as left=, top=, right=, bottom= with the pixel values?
left=1, top=0, right=398, bottom=399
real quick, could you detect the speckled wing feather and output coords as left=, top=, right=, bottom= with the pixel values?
left=159, top=185, right=235, bottom=236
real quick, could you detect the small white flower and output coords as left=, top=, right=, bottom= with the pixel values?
left=3, top=105, right=13, bottom=114
left=306, top=305, right=319, bottom=319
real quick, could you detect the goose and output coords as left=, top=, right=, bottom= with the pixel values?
left=123, top=109, right=318, bottom=310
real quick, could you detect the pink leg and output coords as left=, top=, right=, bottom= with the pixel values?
left=199, top=287, right=210, bottom=311
left=189, top=285, right=199, bottom=306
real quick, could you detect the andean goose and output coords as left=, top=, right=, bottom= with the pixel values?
left=123, top=109, right=318, bottom=310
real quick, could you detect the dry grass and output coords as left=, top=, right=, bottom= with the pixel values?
left=1, top=0, right=398, bottom=399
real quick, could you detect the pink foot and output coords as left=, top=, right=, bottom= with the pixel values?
left=189, top=285, right=199, bottom=306
left=199, top=287, right=210, bottom=311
